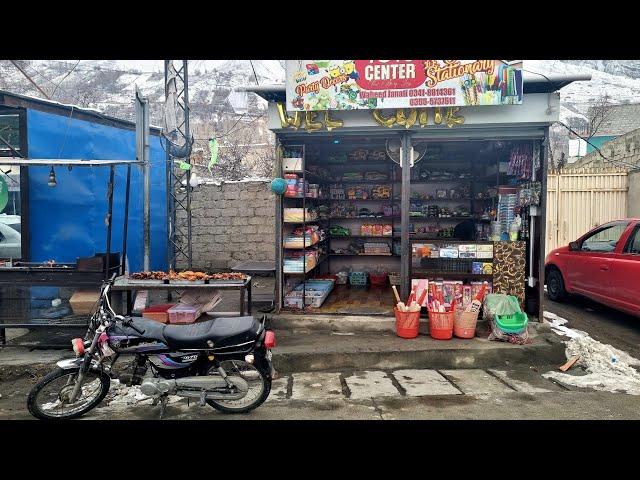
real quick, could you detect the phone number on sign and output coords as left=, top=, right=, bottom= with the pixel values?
left=410, top=97, right=456, bottom=106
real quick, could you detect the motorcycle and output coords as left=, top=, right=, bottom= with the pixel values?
left=27, top=277, right=277, bottom=420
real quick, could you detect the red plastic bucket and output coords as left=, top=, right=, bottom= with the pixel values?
left=428, top=310, right=454, bottom=340
left=394, top=308, right=420, bottom=339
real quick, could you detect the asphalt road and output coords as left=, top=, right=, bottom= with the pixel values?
left=543, top=292, right=640, bottom=359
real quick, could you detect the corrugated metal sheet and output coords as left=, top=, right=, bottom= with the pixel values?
left=27, top=109, right=168, bottom=272
left=546, top=167, right=628, bottom=255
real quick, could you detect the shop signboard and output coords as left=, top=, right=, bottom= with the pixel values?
left=285, top=60, right=523, bottom=112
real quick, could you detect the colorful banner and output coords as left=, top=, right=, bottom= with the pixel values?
left=285, top=60, right=523, bottom=111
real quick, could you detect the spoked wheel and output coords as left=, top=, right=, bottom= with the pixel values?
left=206, top=360, right=271, bottom=414
left=27, top=368, right=110, bottom=420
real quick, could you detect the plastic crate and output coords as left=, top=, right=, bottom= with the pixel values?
left=142, top=304, right=176, bottom=324
left=349, top=271, right=368, bottom=286
left=370, top=272, right=388, bottom=286
left=336, top=271, right=349, bottom=285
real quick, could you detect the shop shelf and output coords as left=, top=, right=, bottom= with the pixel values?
left=411, top=269, right=493, bottom=279
left=282, top=238, right=328, bottom=249
left=283, top=219, right=329, bottom=224
left=330, top=216, right=399, bottom=220
left=328, top=198, right=396, bottom=202
left=410, top=179, right=472, bottom=184
left=283, top=255, right=328, bottom=275
left=330, top=253, right=399, bottom=257
left=330, top=235, right=399, bottom=239
left=323, top=180, right=393, bottom=185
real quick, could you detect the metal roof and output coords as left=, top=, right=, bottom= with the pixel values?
left=0, top=158, right=143, bottom=166
left=237, top=73, right=592, bottom=102
left=0, top=89, right=163, bottom=135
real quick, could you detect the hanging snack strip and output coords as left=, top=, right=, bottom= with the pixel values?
left=507, top=144, right=533, bottom=180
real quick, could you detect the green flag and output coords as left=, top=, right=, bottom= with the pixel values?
left=0, top=176, right=8, bottom=213
left=208, top=138, right=219, bottom=172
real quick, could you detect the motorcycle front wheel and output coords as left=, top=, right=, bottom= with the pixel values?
left=206, top=360, right=271, bottom=414
left=27, top=367, right=111, bottom=420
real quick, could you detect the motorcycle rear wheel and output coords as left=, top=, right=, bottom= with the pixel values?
left=206, top=360, right=271, bottom=414
left=27, top=367, right=111, bottom=420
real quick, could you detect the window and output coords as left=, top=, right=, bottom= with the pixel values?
left=624, top=226, right=640, bottom=255
left=580, top=223, right=629, bottom=253
left=0, top=114, right=21, bottom=155
left=0, top=167, right=21, bottom=259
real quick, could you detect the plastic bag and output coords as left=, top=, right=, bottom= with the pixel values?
left=483, top=293, right=521, bottom=321
left=488, top=320, right=531, bottom=344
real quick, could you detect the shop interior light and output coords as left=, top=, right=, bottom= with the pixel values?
left=333, top=139, right=340, bottom=144
left=47, top=167, right=57, bottom=187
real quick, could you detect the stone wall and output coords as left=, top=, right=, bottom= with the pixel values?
left=571, top=128, right=640, bottom=169
left=177, top=180, right=276, bottom=270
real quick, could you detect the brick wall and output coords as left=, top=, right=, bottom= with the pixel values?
left=176, top=180, right=276, bottom=270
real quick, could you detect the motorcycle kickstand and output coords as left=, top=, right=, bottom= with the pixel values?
left=158, top=395, right=169, bottom=420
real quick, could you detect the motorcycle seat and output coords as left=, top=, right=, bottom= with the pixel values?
left=162, top=316, right=260, bottom=350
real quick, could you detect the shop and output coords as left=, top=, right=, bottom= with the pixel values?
left=243, top=61, right=587, bottom=321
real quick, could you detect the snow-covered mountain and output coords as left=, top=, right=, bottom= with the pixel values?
left=2, top=60, right=639, bottom=129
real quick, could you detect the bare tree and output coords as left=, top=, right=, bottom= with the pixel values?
left=587, top=94, right=614, bottom=141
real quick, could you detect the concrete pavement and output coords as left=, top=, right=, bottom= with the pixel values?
left=4, top=364, right=640, bottom=420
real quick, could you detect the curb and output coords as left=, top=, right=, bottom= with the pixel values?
left=272, top=334, right=566, bottom=374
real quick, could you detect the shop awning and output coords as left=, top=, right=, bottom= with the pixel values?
left=237, top=73, right=592, bottom=102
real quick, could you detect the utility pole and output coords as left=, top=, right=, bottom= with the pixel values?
left=164, top=60, right=193, bottom=270
left=9, top=60, right=51, bottom=100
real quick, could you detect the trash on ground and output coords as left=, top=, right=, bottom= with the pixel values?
left=543, top=311, right=640, bottom=395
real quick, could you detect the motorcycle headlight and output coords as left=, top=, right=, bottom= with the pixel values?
left=71, top=338, right=85, bottom=357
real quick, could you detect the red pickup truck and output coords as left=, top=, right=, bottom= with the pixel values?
left=545, top=219, right=640, bottom=317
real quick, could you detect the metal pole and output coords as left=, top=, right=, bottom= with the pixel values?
left=121, top=164, right=131, bottom=276
left=183, top=60, right=193, bottom=269
left=136, top=88, right=151, bottom=271
left=105, top=165, right=115, bottom=279
left=400, top=133, right=412, bottom=300
left=538, top=130, right=550, bottom=321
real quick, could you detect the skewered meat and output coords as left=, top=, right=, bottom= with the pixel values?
left=129, top=270, right=246, bottom=281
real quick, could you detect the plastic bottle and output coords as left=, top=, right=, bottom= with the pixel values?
left=509, top=215, right=522, bottom=241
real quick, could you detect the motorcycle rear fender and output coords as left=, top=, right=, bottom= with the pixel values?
left=57, top=357, right=102, bottom=372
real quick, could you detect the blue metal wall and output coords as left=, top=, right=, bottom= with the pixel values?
left=26, top=109, right=168, bottom=272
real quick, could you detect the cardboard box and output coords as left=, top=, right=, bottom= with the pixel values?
left=476, top=244, right=494, bottom=259
left=142, top=304, right=175, bottom=324
left=440, top=246, right=459, bottom=258
left=459, top=244, right=477, bottom=259
left=283, top=157, right=303, bottom=172
left=69, top=289, right=101, bottom=315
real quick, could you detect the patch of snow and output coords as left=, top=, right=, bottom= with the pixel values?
left=543, top=311, right=640, bottom=395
